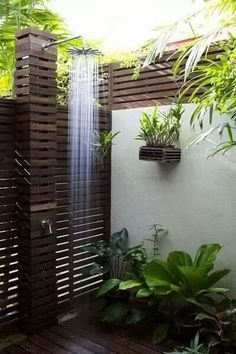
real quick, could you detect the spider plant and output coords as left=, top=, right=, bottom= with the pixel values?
left=136, top=101, right=183, bottom=148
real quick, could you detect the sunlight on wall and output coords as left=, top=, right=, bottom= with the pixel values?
left=51, top=0, right=205, bottom=51
left=111, top=104, right=236, bottom=295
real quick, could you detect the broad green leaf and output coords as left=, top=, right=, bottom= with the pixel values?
left=103, top=302, right=129, bottom=323
left=208, top=269, right=230, bottom=287
left=119, top=280, right=142, bottom=290
left=96, top=278, right=120, bottom=297
left=170, top=284, right=181, bottom=293
left=153, top=323, right=170, bottom=344
left=178, top=266, right=208, bottom=294
left=136, top=288, right=152, bottom=298
left=152, top=286, right=172, bottom=296
left=167, top=251, right=193, bottom=280
left=194, top=244, right=222, bottom=273
left=195, top=313, right=218, bottom=323
left=207, top=287, right=229, bottom=294
left=167, top=251, right=193, bottom=267
left=186, top=297, right=200, bottom=306
left=143, top=259, right=173, bottom=287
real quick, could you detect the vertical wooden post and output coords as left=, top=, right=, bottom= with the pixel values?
left=15, top=27, right=57, bottom=332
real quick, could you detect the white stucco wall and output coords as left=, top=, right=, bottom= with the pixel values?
left=111, top=104, right=236, bottom=294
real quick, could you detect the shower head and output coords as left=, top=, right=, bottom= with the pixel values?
left=68, top=46, right=101, bottom=56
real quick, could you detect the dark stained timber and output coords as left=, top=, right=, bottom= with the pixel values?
left=15, top=27, right=58, bottom=332
left=0, top=311, right=168, bottom=353
left=0, top=99, right=18, bottom=335
left=56, top=106, right=111, bottom=312
left=104, top=47, right=223, bottom=110
left=139, top=146, right=181, bottom=162
left=0, top=27, right=221, bottom=336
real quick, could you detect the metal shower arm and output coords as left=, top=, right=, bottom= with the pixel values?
left=42, top=35, right=82, bottom=50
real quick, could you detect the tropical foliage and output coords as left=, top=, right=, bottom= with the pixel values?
left=96, top=225, right=168, bottom=298
left=165, top=333, right=209, bottom=354
left=92, top=130, right=120, bottom=167
left=92, top=226, right=235, bottom=350
left=99, top=242, right=232, bottom=346
left=0, top=0, right=73, bottom=97
left=136, top=101, right=184, bottom=148
left=0, top=1, right=140, bottom=102
left=119, top=243, right=230, bottom=303
left=83, top=227, right=128, bottom=280
left=144, top=0, right=236, bottom=155
left=196, top=299, right=236, bottom=351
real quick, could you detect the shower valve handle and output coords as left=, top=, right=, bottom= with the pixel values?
left=41, top=219, right=52, bottom=234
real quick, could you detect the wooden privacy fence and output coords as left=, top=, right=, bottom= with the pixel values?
left=0, top=27, right=223, bottom=335
left=0, top=27, right=111, bottom=334
left=56, top=106, right=111, bottom=312
left=100, top=46, right=223, bottom=110
left=0, top=99, right=18, bottom=334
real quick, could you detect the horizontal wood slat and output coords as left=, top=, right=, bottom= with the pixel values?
left=0, top=99, right=19, bottom=334
left=106, top=46, right=223, bottom=110
left=15, top=27, right=58, bottom=333
left=56, top=106, right=111, bottom=310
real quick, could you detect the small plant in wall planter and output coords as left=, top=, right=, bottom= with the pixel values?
left=136, top=101, right=184, bottom=162
left=92, top=130, right=120, bottom=167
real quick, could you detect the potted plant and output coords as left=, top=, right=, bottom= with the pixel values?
left=136, top=101, right=183, bottom=162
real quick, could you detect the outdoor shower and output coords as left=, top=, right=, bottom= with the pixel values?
left=41, top=35, right=101, bottom=239
left=68, top=44, right=101, bottom=240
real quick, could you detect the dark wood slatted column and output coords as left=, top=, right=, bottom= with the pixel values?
left=0, top=99, right=18, bottom=334
left=15, top=27, right=57, bottom=332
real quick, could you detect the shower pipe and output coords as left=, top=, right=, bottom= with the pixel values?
left=42, top=35, right=101, bottom=56
left=41, top=35, right=82, bottom=50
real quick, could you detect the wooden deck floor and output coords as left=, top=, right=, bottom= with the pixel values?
left=0, top=312, right=174, bottom=354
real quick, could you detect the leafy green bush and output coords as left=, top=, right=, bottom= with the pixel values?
left=118, top=243, right=231, bottom=344
left=196, top=298, right=236, bottom=352
left=142, top=243, right=230, bottom=300
left=120, top=243, right=230, bottom=301
left=99, top=225, right=168, bottom=299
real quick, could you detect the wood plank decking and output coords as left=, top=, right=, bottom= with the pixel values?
left=0, top=313, right=173, bottom=354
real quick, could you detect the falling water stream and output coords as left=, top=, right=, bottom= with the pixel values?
left=68, top=53, right=99, bottom=239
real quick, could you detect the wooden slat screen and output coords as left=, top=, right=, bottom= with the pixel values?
left=99, top=64, right=110, bottom=110
left=106, top=47, right=223, bottom=110
left=0, top=99, right=18, bottom=333
left=15, top=28, right=58, bottom=332
left=56, top=106, right=111, bottom=311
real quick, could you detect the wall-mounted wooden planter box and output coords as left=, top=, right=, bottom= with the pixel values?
left=139, top=146, right=181, bottom=163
